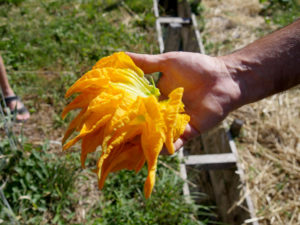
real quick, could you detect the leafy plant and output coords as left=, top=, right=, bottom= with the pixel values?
left=0, top=0, right=24, bottom=5
left=259, top=0, right=300, bottom=26
left=0, top=141, right=77, bottom=224
left=85, top=155, right=203, bottom=225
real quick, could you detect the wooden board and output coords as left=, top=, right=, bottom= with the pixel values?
left=163, top=23, right=182, bottom=52
left=157, top=17, right=190, bottom=24
left=185, top=153, right=236, bottom=169
left=201, top=126, right=256, bottom=224
left=153, top=0, right=258, bottom=224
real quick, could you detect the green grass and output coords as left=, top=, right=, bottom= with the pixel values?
left=0, top=139, right=203, bottom=224
left=0, top=0, right=209, bottom=224
left=0, top=0, right=157, bottom=114
left=0, top=140, right=77, bottom=224
left=259, top=0, right=300, bottom=26
left=89, top=156, right=201, bottom=225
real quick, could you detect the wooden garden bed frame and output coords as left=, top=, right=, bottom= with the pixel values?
left=153, top=1, right=259, bottom=224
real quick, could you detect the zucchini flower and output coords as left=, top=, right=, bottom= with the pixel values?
left=62, top=52, right=189, bottom=198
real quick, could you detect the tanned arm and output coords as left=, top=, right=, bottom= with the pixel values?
left=127, top=19, right=300, bottom=150
left=222, top=19, right=300, bottom=106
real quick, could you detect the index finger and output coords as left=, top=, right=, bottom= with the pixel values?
left=126, top=52, right=164, bottom=74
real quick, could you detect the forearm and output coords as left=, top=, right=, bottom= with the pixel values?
left=221, top=19, right=300, bottom=108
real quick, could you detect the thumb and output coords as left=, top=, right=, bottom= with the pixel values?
left=126, top=52, right=164, bottom=74
left=174, top=123, right=199, bottom=151
left=160, top=123, right=199, bottom=155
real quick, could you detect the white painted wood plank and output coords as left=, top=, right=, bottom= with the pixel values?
left=191, top=13, right=205, bottom=54
left=157, top=17, right=191, bottom=24
left=185, top=153, right=236, bottom=167
left=155, top=20, right=164, bottom=53
left=153, top=0, right=159, bottom=17
left=178, top=147, right=190, bottom=197
left=227, top=131, right=259, bottom=225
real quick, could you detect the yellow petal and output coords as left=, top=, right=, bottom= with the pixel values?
left=141, top=131, right=164, bottom=199
left=162, top=88, right=186, bottom=154
left=93, top=52, right=144, bottom=77
left=65, top=69, right=109, bottom=98
left=62, top=107, right=87, bottom=145
left=62, top=93, right=95, bottom=119
left=97, top=97, right=144, bottom=179
left=98, top=142, right=145, bottom=189
left=141, top=95, right=165, bottom=198
left=82, top=97, right=123, bottom=131
left=81, top=129, right=104, bottom=168
left=63, top=114, right=111, bottom=151
left=173, top=114, right=190, bottom=141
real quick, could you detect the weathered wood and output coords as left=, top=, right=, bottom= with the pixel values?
left=179, top=148, right=190, bottom=197
left=185, top=153, right=236, bottom=169
left=228, top=131, right=259, bottom=225
left=177, top=0, right=191, bottom=18
left=157, top=17, right=190, bottom=24
left=153, top=0, right=164, bottom=53
left=164, top=23, right=182, bottom=52
left=177, top=1, right=200, bottom=52
left=191, top=13, right=205, bottom=54
left=177, top=1, right=256, bottom=224
left=155, top=19, right=165, bottom=53
left=230, top=118, right=244, bottom=138
left=153, top=0, right=258, bottom=224
left=201, top=126, right=254, bottom=225
left=153, top=0, right=159, bottom=17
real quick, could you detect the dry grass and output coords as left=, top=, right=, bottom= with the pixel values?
left=231, top=89, right=300, bottom=225
left=202, top=0, right=300, bottom=224
left=202, top=0, right=275, bottom=55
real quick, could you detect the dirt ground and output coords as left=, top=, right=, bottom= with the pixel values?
left=202, top=0, right=300, bottom=224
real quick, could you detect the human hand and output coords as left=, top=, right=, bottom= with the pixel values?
left=126, top=52, right=241, bottom=150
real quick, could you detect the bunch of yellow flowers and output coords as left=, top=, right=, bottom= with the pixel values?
left=62, top=52, right=189, bottom=198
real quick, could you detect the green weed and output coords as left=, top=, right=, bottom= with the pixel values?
left=0, top=0, right=158, bottom=125
left=0, top=140, right=77, bottom=224
left=0, top=0, right=208, bottom=224
left=85, top=155, right=203, bottom=225
left=260, top=0, right=300, bottom=26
